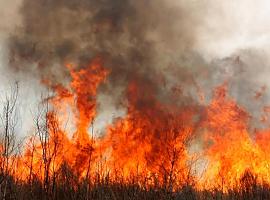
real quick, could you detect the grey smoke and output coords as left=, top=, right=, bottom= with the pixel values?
left=5, top=0, right=270, bottom=133
left=8, top=0, right=206, bottom=115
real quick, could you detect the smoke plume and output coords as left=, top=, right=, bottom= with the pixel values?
left=6, top=0, right=270, bottom=131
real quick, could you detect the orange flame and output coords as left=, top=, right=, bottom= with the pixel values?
left=8, top=60, right=270, bottom=191
left=201, top=84, right=270, bottom=190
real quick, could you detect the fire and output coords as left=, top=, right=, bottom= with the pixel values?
left=17, top=58, right=108, bottom=182
left=100, top=79, right=197, bottom=187
left=201, top=84, right=270, bottom=190
left=7, top=59, right=270, bottom=191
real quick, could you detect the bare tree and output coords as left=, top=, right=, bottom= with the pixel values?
left=34, top=97, right=62, bottom=198
left=0, top=83, right=19, bottom=199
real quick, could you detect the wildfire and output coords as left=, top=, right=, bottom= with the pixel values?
left=201, top=84, right=270, bottom=190
left=7, top=59, right=270, bottom=191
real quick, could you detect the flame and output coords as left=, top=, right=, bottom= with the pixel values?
left=201, top=84, right=270, bottom=190
left=17, top=58, right=108, bottom=182
left=6, top=59, right=270, bottom=191
left=100, top=79, right=197, bottom=187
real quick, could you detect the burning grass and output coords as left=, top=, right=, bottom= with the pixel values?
left=0, top=61, right=270, bottom=199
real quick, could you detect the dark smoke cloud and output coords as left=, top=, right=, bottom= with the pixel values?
left=6, top=0, right=270, bottom=137
left=8, top=0, right=207, bottom=105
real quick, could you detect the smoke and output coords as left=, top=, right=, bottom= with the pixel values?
left=5, top=0, right=270, bottom=133
left=9, top=1, right=207, bottom=84
left=0, top=0, right=22, bottom=36
left=6, top=0, right=208, bottom=131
